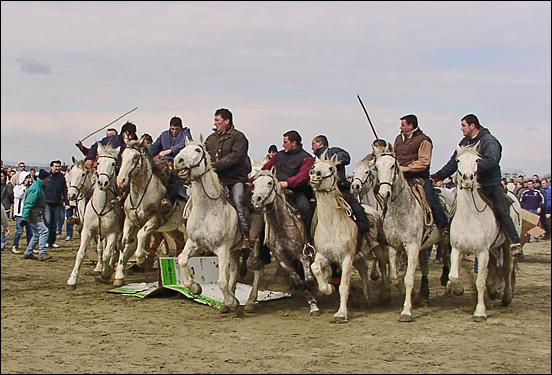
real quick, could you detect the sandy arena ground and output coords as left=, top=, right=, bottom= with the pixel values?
left=1, top=220, right=550, bottom=374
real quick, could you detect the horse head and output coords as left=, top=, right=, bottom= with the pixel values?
left=68, top=157, right=92, bottom=201
left=96, top=142, right=120, bottom=191
left=455, top=142, right=481, bottom=190
left=117, top=138, right=148, bottom=189
left=350, top=153, right=376, bottom=195
left=309, top=154, right=338, bottom=191
left=251, top=168, right=278, bottom=209
left=173, top=135, right=211, bottom=180
left=372, top=139, right=398, bottom=204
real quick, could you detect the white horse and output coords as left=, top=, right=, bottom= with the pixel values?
left=67, top=157, right=95, bottom=230
left=67, top=158, right=102, bottom=273
left=250, top=169, right=320, bottom=315
left=372, top=140, right=453, bottom=322
left=350, top=153, right=400, bottom=283
left=447, top=143, right=520, bottom=321
left=114, top=138, right=187, bottom=287
left=173, top=137, right=245, bottom=314
left=350, top=153, right=380, bottom=210
left=67, top=143, right=124, bottom=289
left=309, top=155, right=380, bottom=323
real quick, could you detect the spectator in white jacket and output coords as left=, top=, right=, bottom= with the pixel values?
left=11, top=171, right=33, bottom=254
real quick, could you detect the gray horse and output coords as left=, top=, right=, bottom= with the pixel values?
left=250, top=169, right=320, bottom=316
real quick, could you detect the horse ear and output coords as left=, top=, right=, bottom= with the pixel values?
left=114, top=146, right=121, bottom=155
left=473, top=140, right=481, bottom=152
left=199, top=134, right=204, bottom=144
left=330, top=153, right=338, bottom=164
left=185, top=136, right=191, bottom=146
left=97, top=142, right=105, bottom=154
left=321, top=148, right=329, bottom=160
left=270, top=166, right=276, bottom=176
left=72, top=156, right=76, bottom=164
left=456, top=145, right=463, bottom=155
left=138, top=137, right=147, bottom=148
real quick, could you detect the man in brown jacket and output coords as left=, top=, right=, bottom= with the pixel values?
left=204, top=108, right=252, bottom=249
left=394, top=114, right=448, bottom=231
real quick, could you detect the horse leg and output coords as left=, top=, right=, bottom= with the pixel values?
left=311, top=252, right=333, bottom=296
left=98, top=232, right=118, bottom=282
left=399, top=243, right=419, bottom=322
left=332, top=253, right=353, bottom=323
left=486, top=249, right=500, bottom=300
left=113, top=221, right=137, bottom=287
left=440, top=235, right=451, bottom=287
left=501, top=242, right=513, bottom=306
left=214, top=246, right=239, bottom=314
left=92, top=236, right=103, bottom=273
left=417, top=248, right=430, bottom=303
left=134, top=218, right=160, bottom=265
left=473, top=250, right=489, bottom=322
left=228, top=251, right=240, bottom=295
left=375, top=245, right=391, bottom=305
left=176, top=240, right=202, bottom=294
left=244, top=267, right=264, bottom=313
left=278, top=254, right=320, bottom=316
left=447, top=246, right=464, bottom=296
left=353, top=252, right=370, bottom=302
left=67, top=227, right=93, bottom=289
left=388, top=246, right=402, bottom=294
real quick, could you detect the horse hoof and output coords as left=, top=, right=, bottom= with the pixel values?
left=370, top=269, right=380, bottom=281
left=309, top=307, right=321, bottom=317
left=440, top=275, right=449, bottom=287
left=501, top=295, right=512, bottom=307
left=189, top=283, right=202, bottom=295
left=399, top=314, right=413, bottom=322
left=113, top=278, right=124, bottom=287
left=96, top=275, right=112, bottom=284
left=66, top=284, right=76, bottom=291
left=220, top=305, right=232, bottom=314
left=330, top=316, right=348, bottom=324
left=472, top=315, right=487, bottom=322
left=244, top=303, right=256, bottom=313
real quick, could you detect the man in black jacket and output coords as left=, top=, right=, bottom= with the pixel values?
left=431, top=114, right=522, bottom=259
left=43, top=160, right=68, bottom=248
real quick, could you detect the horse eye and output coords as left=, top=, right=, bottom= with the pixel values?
left=268, top=181, right=273, bottom=185
left=365, top=171, right=369, bottom=174
left=330, top=167, right=334, bottom=172
left=82, top=173, right=86, bottom=177
left=195, top=148, right=201, bottom=152
left=112, top=162, right=115, bottom=167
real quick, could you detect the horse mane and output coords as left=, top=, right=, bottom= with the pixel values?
left=456, top=144, right=480, bottom=158
left=360, top=153, right=376, bottom=163
left=126, top=140, right=170, bottom=185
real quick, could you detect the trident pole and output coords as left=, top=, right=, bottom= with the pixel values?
left=356, top=95, right=379, bottom=140
left=79, top=107, right=138, bottom=143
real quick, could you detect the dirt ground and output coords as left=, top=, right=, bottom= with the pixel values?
left=1, top=220, right=550, bottom=374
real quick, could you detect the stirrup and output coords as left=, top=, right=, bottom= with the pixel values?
left=302, top=242, right=316, bottom=259
left=161, top=199, right=172, bottom=212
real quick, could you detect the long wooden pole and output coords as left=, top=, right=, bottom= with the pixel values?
left=80, top=107, right=138, bottom=142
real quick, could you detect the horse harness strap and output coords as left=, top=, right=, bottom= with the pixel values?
left=409, top=182, right=434, bottom=228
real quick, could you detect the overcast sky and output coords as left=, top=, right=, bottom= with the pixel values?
left=1, top=1, right=550, bottom=176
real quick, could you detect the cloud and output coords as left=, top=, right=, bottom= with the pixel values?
left=16, top=58, right=52, bottom=75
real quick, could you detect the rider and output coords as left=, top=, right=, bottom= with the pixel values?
left=311, top=135, right=378, bottom=249
left=84, top=122, right=138, bottom=169
left=84, top=122, right=139, bottom=203
left=262, top=130, right=315, bottom=244
left=150, top=116, right=193, bottom=212
left=430, top=113, right=523, bottom=259
left=393, top=114, right=449, bottom=234
left=204, top=108, right=252, bottom=250
left=76, top=128, right=118, bottom=157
